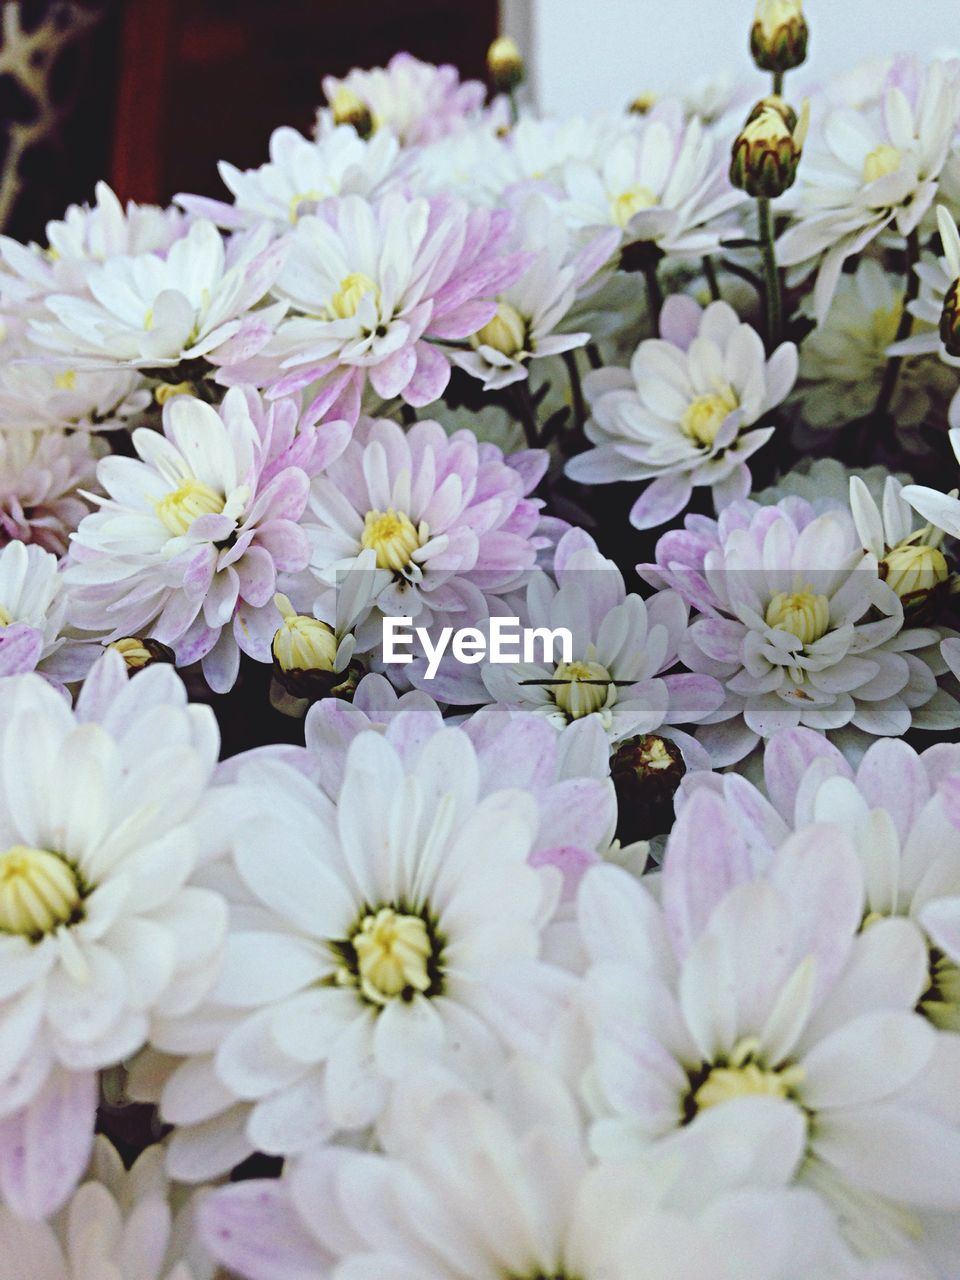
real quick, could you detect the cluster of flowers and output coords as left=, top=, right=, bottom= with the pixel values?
left=2, top=5, right=960, bottom=1276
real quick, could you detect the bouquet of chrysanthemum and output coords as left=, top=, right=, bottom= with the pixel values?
left=2, top=6, right=960, bottom=1276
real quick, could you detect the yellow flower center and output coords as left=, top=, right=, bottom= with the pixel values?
left=681, top=386, right=739, bottom=447
left=692, top=1036, right=805, bottom=1114
left=155, top=381, right=195, bottom=405
left=863, top=143, right=902, bottom=185
left=920, top=949, right=960, bottom=1032
left=351, top=908, right=433, bottom=1005
left=155, top=478, right=226, bottom=537
left=0, top=605, right=11, bottom=627
left=881, top=540, right=949, bottom=600
left=287, top=190, right=321, bottom=224
left=271, top=593, right=337, bottom=672
left=360, top=508, right=425, bottom=573
left=0, top=846, right=82, bottom=938
left=329, top=272, right=380, bottom=321
left=765, top=588, right=831, bottom=645
left=472, top=301, right=528, bottom=358
left=331, top=86, right=376, bottom=136
left=610, top=185, right=659, bottom=227
left=553, top=660, right=614, bottom=720
left=54, top=369, right=77, bottom=390
left=109, top=637, right=154, bottom=670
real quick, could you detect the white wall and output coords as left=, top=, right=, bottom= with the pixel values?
left=501, top=0, right=960, bottom=116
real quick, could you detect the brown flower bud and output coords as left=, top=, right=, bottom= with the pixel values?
left=730, top=96, right=809, bottom=199
left=751, top=0, right=809, bottom=74
left=611, top=733, right=686, bottom=842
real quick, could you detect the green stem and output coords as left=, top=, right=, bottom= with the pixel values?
left=757, top=197, right=782, bottom=349
left=513, top=379, right=540, bottom=448
left=773, top=69, right=784, bottom=95
left=562, top=350, right=587, bottom=435
left=643, top=260, right=664, bottom=328
left=702, top=255, right=722, bottom=301
left=874, top=229, right=920, bottom=422
left=586, top=341, right=603, bottom=369
left=508, top=88, right=520, bottom=125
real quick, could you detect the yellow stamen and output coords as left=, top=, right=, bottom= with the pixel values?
left=765, top=588, right=831, bottom=645
left=610, top=185, right=659, bottom=227
left=351, top=908, right=432, bottom=1005
left=0, top=846, right=82, bottom=937
left=681, top=386, right=739, bottom=447
left=328, top=272, right=380, bottom=321
left=155, top=478, right=226, bottom=536
left=553, top=659, right=614, bottom=720
left=360, top=508, right=424, bottom=573
left=694, top=1035, right=805, bottom=1112
left=472, top=301, right=528, bottom=358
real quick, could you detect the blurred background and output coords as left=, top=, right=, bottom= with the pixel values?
left=1, top=0, right=957, bottom=243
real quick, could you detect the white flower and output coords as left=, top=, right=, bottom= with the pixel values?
left=795, top=259, right=953, bottom=429
left=0, top=655, right=231, bottom=1217
left=478, top=529, right=722, bottom=766
left=0, top=1137, right=215, bottom=1278
left=179, top=124, right=400, bottom=230
left=580, top=843, right=960, bottom=1266
left=0, top=344, right=149, bottom=434
left=148, top=725, right=569, bottom=1162
left=29, top=220, right=286, bottom=371
left=902, top=427, right=960, bottom=540
left=449, top=193, right=619, bottom=391
left=64, top=389, right=312, bottom=693
left=0, top=428, right=105, bottom=555
left=891, top=205, right=960, bottom=368
left=567, top=296, right=797, bottom=527
left=0, top=541, right=96, bottom=683
left=850, top=473, right=956, bottom=614
left=778, top=59, right=960, bottom=323
left=561, top=100, right=743, bottom=257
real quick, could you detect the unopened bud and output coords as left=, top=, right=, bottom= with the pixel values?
left=611, top=733, right=686, bottom=842
left=941, top=278, right=960, bottom=358
left=751, top=0, right=808, bottom=74
left=628, top=91, right=658, bottom=116
left=108, top=637, right=176, bottom=671
left=730, top=96, right=809, bottom=199
left=487, top=35, right=525, bottom=93
left=154, top=381, right=195, bottom=405
left=331, top=86, right=374, bottom=139
left=880, top=537, right=950, bottom=609
left=270, top=593, right=360, bottom=704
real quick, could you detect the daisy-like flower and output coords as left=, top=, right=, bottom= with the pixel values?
left=891, top=205, right=960, bottom=368
left=243, top=191, right=529, bottom=424
left=683, top=729, right=960, bottom=1039
left=0, top=337, right=149, bottom=433
left=566, top=295, right=798, bottom=528
left=794, top=258, right=954, bottom=430
left=147, top=723, right=570, bottom=1164
left=479, top=529, right=722, bottom=764
left=0, top=429, right=104, bottom=555
left=0, top=541, right=96, bottom=683
left=28, top=219, right=287, bottom=373
left=561, top=99, right=743, bottom=258
left=177, top=124, right=400, bottom=230
left=318, top=52, right=491, bottom=146
left=777, top=59, right=960, bottom=323
left=0, top=181, right=186, bottom=306
left=640, top=496, right=959, bottom=765
left=448, top=193, right=619, bottom=391
left=0, top=1137, right=216, bottom=1278
left=580, top=840, right=960, bottom=1268
left=65, top=388, right=317, bottom=693
left=199, top=1058, right=888, bottom=1280
left=303, top=415, right=554, bottom=630
left=0, top=655, right=231, bottom=1218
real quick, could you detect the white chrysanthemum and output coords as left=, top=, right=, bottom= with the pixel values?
left=567, top=296, right=797, bottom=528
left=0, top=656, right=231, bottom=1217
left=199, top=1059, right=890, bottom=1280
left=449, top=193, right=618, bottom=391
left=642, top=496, right=960, bottom=765
left=0, top=1137, right=215, bottom=1279
left=778, top=59, right=960, bottom=323
left=0, top=428, right=104, bottom=555
left=28, top=220, right=286, bottom=371
left=561, top=100, right=743, bottom=257
left=149, top=726, right=568, bottom=1162
left=0, top=341, right=149, bottom=433
left=0, top=541, right=95, bottom=683
left=902, top=426, right=960, bottom=541
left=0, top=181, right=186, bottom=306
left=891, top=205, right=960, bottom=368
left=580, top=848, right=960, bottom=1266
left=850, top=473, right=956, bottom=614
left=795, top=259, right=953, bottom=429
left=178, top=124, right=400, bottom=230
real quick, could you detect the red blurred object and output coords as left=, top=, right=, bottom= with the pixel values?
left=111, top=0, right=499, bottom=206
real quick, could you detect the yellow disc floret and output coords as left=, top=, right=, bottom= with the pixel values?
left=765, top=588, right=831, bottom=644
left=610, top=185, right=659, bottom=227
left=155, top=478, right=226, bottom=536
left=681, top=386, right=739, bottom=447
left=863, top=143, right=903, bottom=185
left=360, top=508, right=424, bottom=573
left=473, top=301, right=528, bottom=358
left=553, top=660, right=614, bottom=720
left=271, top=593, right=337, bottom=673
left=351, top=908, right=433, bottom=1005
left=329, top=272, right=380, bottom=321
left=0, top=845, right=82, bottom=937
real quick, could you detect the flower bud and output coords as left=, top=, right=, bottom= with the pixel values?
left=611, top=733, right=686, bottom=842
left=487, top=35, right=525, bottom=94
left=471, top=301, right=528, bottom=358
left=108, top=637, right=176, bottom=671
left=940, top=278, right=960, bottom=358
left=331, top=86, right=374, bottom=139
left=880, top=536, right=950, bottom=610
left=628, top=91, right=658, bottom=116
left=154, top=381, right=195, bottom=405
left=730, top=96, right=809, bottom=199
left=271, top=593, right=360, bottom=704
left=751, top=0, right=808, bottom=74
